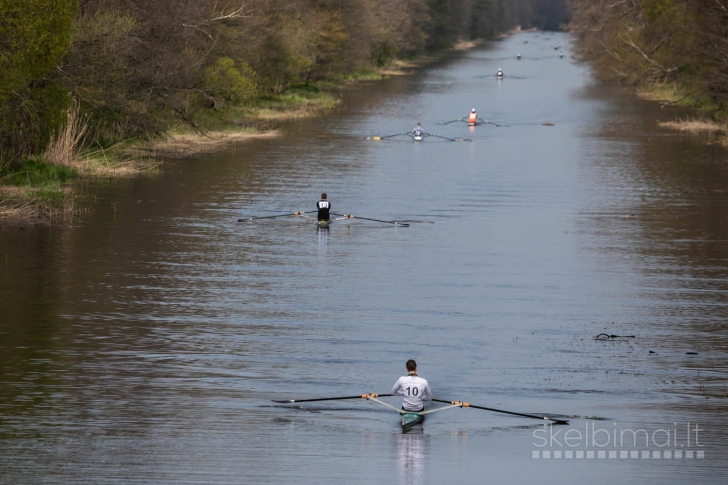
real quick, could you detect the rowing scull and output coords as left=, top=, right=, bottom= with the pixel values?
left=239, top=212, right=410, bottom=227
left=272, top=393, right=568, bottom=429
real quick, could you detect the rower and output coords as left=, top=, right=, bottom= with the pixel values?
left=390, top=360, right=432, bottom=413
left=316, top=193, right=331, bottom=222
left=468, top=108, right=478, bottom=125
left=517, top=53, right=521, bottom=60
left=559, top=51, right=564, bottom=58
left=412, top=123, right=424, bottom=138
left=497, top=68, right=503, bottom=79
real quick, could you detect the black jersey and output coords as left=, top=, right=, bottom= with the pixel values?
left=317, top=200, right=331, bottom=221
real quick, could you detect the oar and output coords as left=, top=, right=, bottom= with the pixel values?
left=425, top=133, right=472, bottom=142
left=441, top=118, right=465, bottom=125
left=273, top=393, right=391, bottom=403
left=432, top=399, right=569, bottom=424
left=367, top=133, right=408, bottom=141
left=477, top=118, right=508, bottom=127
left=238, top=211, right=312, bottom=222
left=331, top=213, right=410, bottom=227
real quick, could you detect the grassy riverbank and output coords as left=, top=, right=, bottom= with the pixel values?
left=0, top=158, right=78, bottom=225
left=0, top=152, right=163, bottom=226
left=0, top=85, right=338, bottom=225
left=0, top=40, right=484, bottom=226
left=568, top=0, right=728, bottom=145
left=635, top=83, right=728, bottom=145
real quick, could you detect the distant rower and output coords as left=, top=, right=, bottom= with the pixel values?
left=468, top=108, right=478, bottom=125
left=497, top=68, right=503, bottom=78
left=391, top=359, right=432, bottom=412
left=517, top=53, right=521, bottom=60
left=412, top=123, right=424, bottom=138
left=559, top=51, right=564, bottom=58
left=317, top=193, right=331, bottom=222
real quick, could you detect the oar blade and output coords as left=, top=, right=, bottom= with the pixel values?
left=425, top=133, right=459, bottom=142
left=272, top=393, right=392, bottom=404
left=442, top=118, right=464, bottom=125
left=331, top=213, right=410, bottom=227
left=432, top=398, right=569, bottom=424
left=241, top=211, right=313, bottom=222
left=273, top=394, right=367, bottom=403
left=467, top=403, right=569, bottom=424
left=367, top=133, right=403, bottom=140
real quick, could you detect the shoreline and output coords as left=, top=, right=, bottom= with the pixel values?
left=636, top=84, right=728, bottom=145
left=123, top=129, right=281, bottom=159
left=1, top=33, right=502, bottom=226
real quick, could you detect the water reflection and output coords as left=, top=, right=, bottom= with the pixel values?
left=397, top=424, right=426, bottom=485
left=317, top=226, right=329, bottom=256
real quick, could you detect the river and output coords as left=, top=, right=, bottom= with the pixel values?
left=1, top=31, right=727, bottom=484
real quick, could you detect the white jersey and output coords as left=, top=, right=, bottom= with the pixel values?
left=390, top=374, right=432, bottom=411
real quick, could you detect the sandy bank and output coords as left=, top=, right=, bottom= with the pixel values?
left=123, top=129, right=280, bottom=159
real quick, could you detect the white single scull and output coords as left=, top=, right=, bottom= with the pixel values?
left=272, top=393, right=569, bottom=429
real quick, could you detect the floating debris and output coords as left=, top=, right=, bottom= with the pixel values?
left=594, top=333, right=635, bottom=340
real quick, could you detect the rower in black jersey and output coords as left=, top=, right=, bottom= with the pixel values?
left=316, top=193, right=331, bottom=222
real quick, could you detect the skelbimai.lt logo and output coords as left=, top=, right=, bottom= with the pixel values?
left=532, top=422, right=705, bottom=459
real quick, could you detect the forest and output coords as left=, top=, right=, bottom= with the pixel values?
left=0, top=0, right=568, bottom=169
left=568, top=0, right=728, bottom=116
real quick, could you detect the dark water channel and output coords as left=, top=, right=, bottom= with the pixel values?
left=2, top=32, right=728, bottom=484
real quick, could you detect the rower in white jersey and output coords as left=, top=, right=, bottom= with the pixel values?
left=316, top=193, right=331, bottom=222
left=390, top=359, right=432, bottom=412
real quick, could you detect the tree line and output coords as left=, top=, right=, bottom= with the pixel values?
left=568, top=0, right=728, bottom=113
left=0, top=0, right=567, bottom=168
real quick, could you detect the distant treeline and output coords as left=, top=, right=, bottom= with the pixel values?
left=0, top=0, right=567, bottom=166
left=568, top=0, right=728, bottom=113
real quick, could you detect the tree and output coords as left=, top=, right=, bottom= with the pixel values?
left=0, top=0, right=76, bottom=164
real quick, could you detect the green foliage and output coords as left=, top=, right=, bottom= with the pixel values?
left=0, top=157, right=77, bottom=187
left=427, top=0, right=454, bottom=52
left=311, top=9, right=349, bottom=75
left=203, top=58, right=258, bottom=107
left=471, top=0, right=509, bottom=39
left=0, top=0, right=75, bottom=98
left=0, top=0, right=76, bottom=163
left=373, top=40, right=398, bottom=67
left=0, top=83, right=70, bottom=163
left=338, top=69, right=384, bottom=82
left=257, top=85, right=339, bottom=111
left=641, top=0, right=676, bottom=22
left=254, top=35, right=313, bottom=94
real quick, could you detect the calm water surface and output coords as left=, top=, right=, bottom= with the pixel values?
left=2, top=32, right=728, bottom=484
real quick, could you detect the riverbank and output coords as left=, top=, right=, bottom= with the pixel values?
left=0, top=87, right=337, bottom=225
left=0, top=37, right=493, bottom=226
left=636, top=84, right=728, bottom=146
